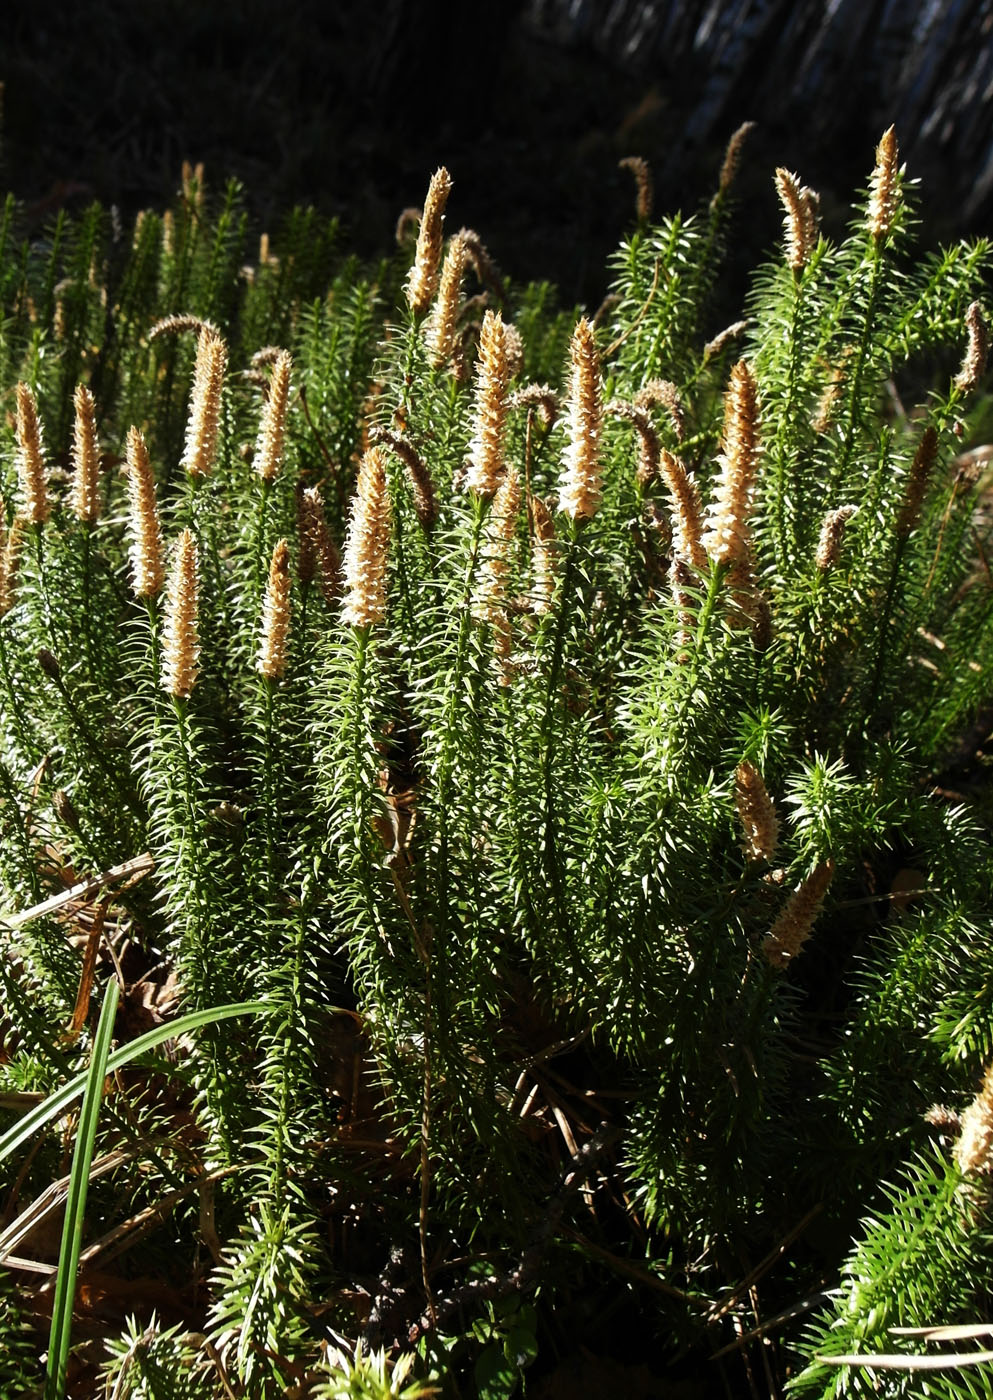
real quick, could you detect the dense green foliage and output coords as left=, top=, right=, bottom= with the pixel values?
left=1, top=141, right=993, bottom=1398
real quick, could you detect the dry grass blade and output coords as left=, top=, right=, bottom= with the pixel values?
left=819, top=1349, right=993, bottom=1370
left=4, top=853, right=154, bottom=929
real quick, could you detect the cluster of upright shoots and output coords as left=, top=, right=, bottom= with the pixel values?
left=5, top=120, right=993, bottom=1397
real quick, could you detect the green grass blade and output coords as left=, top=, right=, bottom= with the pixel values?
left=0, top=999, right=270, bottom=1165
left=43, top=978, right=119, bottom=1400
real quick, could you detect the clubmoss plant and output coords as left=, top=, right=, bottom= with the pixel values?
left=0, top=140, right=992, bottom=1400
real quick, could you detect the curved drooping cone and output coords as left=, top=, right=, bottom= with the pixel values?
left=257, top=538, right=292, bottom=680
left=125, top=427, right=165, bottom=599
left=701, top=360, right=760, bottom=568
left=69, top=384, right=102, bottom=523
left=557, top=317, right=603, bottom=522
left=161, top=528, right=201, bottom=699
left=341, top=447, right=392, bottom=628
left=14, top=383, right=50, bottom=525
left=406, top=167, right=453, bottom=316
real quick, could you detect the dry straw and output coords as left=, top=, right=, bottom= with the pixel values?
left=257, top=539, right=292, bottom=680
left=125, top=427, right=165, bottom=599
left=181, top=328, right=227, bottom=478
left=342, top=446, right=392, bottom=628
left=867, top=126, right=900, bottom=243
left=702, top=360, right=760, bottom=567
left=161, top=528, right=200, bottom=699
left=14, top=383, right=50, bottom=525
left=466, top=310, right=512, bottom=497
left=407, top=168, right=453, bottom=316
left=253, top=348, right=292, bottom=482
left=734, top=761, right=778, bottom=863
left=762, top=859, right=835, bottom=969
left=69, top=384, right=101, bottom=523
left=558, top=317, right=603, bottom=521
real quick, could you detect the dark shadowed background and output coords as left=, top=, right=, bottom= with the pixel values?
left=4, top=1, right=992, bottom=304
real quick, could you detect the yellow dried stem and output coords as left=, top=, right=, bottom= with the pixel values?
left=775, top=168, right=819, bottom=273
left=897, top=425, right=940, bottom=536
left=181, top=328, right=227, bottom=478
left=14, top=382, right=50, bottom=525
left=529, top=493, right=557, bottom=615
left=160, top=528, right=200, bottom=699
left=297, top=485, right=341, bottom=606
left=702, top=360, right=760, bottom=567
left=257, top=538, right=292, bottom=680
left=955, top=1062, right=993, bottom=1176
left=815, top=505, right=858, bottom=570
left=253, top=348, right=292, bottom=482
left=714, top=120, right=756, bottom=201
left=954, top=301, right=989, bottom=396
left=466, top=310, right=511, bottom=497
left=735, top=760, right=779, bottom=863
left=473, top=466, right=521, bottom=626
left=634, top=378, right=686, bottom=441
left=867, top=126, right=900, bottom=242
left=125, top=427, right=165, bottom=599
left=762, top=859, right=835, bottom=970
left=342, top=447, right=391, bottom=628
left=407, top=167, right=453, bottom=315
left=558, top=317, right=603, bottom=521
left=371, top=428, right=438, bottom=531
left=619, top=155, right=653, bottom=222
left=424, top=235, right=468, bottom=368
left=69, top=384, right=101, bottom=523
